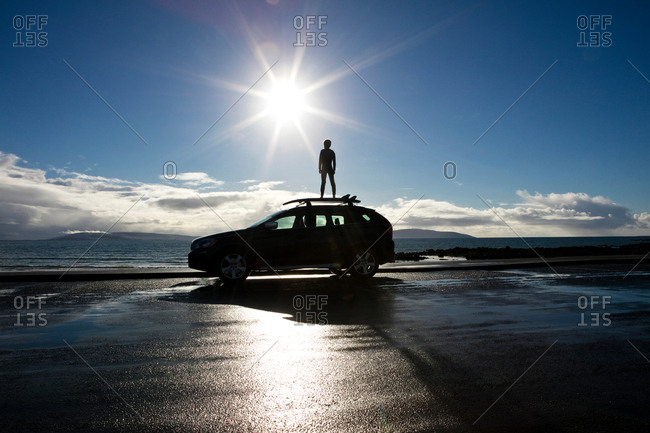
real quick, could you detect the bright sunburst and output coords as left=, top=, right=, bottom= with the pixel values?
left=199, top=11, right=441, bottom=165
left=264, top=80, right=306, bottom=124
left=206, top=36, right=368, bottom=165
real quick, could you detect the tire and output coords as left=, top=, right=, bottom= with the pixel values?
left=349, top=250, right=378, bottom=278
left=216, top=251, right=250, bottom=285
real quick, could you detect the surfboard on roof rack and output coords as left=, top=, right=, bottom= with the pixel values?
left=283, top=194, right=360, bottom=206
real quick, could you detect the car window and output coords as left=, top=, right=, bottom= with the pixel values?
left=309, top=211, right=346, bottom=227
left=331, top=214, right=345, bottom=225
left=247, top=210, right=285, bottom=228
left=315, top=215, right=327, bottom=227
left=274, top=215, right=296, bottom=230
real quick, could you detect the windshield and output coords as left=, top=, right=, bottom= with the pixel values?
left=246, top=210, right=286, bottom=228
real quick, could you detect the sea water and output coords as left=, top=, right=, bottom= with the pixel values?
left=0, top=236, right=648, bottom=271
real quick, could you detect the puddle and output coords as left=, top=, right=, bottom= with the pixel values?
left=0, top=285, right=203, bottom=350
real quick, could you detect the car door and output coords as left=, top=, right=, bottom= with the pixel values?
left=300, top=209, right=336, bottom=265
left=336, top=209, right=372, bottom=261
left=250, top=210, right=299, bottom=267
left=313, top=208, right=350, bottom=265
left=252, top=208, right=316, bottom=267
left=289, top=207, right=321, bottom=265
left=275, top=207, right=331, bottom=266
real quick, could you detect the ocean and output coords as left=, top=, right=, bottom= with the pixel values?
left=0, top=236, right=649, bottom=271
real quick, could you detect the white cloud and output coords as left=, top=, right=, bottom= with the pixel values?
left=1, top=150, right=649, bottom=239
left=0, top=151, right=300, bottom=239
left=0, top=152, right=22, bottom=168
left=61, top=230, right=105, bottom=235
left=376, top=191, right=649, bottom=237
left=246, top=180, right=285, bottom=191
left=163, top=172, right=224, bottom=187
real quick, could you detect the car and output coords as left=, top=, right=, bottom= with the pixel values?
left=188, top=195, right=395, bottom=285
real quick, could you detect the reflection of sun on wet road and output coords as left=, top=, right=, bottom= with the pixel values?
left=1, top=264, right=650, bottom=432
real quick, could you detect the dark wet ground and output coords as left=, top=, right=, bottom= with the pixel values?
left=1, top=263, right=649, bottom=432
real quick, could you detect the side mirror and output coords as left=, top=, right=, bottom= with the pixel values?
left=264, top=221, right=278, bottom=230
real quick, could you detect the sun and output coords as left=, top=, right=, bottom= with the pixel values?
left=264, top=81, right=306, bottom=124
left=205, top=46, right=367, bottom=163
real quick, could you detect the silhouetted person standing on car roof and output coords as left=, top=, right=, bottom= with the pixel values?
left=319, top=139, right=336, bottom=198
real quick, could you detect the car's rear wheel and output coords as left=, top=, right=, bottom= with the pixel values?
left=217, top=251, right=250, bottom=285
left=349, top=250, right=378, bottom=278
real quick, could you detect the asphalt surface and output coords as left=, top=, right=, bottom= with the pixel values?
left=1, top=263, right=650, bottom=432
left=0, top=254, right=643, bottom=282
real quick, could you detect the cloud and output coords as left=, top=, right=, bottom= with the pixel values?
left=246, top=180, right=285, bottom=191
left=512, top=190, right=637, bottom=230
left=61, top=230, right=105, bottom=235
left=1, top=150, right=648, bottom=239
left=152, top=192, right=248, bottom=211
left=0, top=151, right=299, bottom=240
left=376, top=191, right=649, bottom=237
left=0, top=152, right=22, bottom=168
left=164, top=172, right=225, bottom=187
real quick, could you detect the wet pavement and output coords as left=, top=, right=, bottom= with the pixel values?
left=1, top=264, right=650, bottom=432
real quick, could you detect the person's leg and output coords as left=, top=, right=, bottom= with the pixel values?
left=328, top=172, right=336, bottom=197
left=320, top=171, right=327, bottom=198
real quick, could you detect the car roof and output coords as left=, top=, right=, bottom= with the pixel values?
left=283, top=195, right=359, bottom=206
left=285, top=204, right=376, bottom=213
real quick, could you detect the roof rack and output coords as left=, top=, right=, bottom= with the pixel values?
left=283, top=194, right=360, bottom=206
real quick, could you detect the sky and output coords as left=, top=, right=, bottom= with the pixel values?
left=1, top=0, right=649, bottom=240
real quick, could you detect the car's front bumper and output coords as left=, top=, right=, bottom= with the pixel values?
left=188, top=249, right=213, bottom=272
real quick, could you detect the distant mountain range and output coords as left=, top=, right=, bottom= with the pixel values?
left=393, top=229, right=474, bottom=239
left=48, top=229, right=473, bottom=241
left=48, top=232, right=195, bottom=241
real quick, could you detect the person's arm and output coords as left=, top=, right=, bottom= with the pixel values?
left=318, top=150, right=323, bottom=172
left=332, top=151, right=336, bottom=173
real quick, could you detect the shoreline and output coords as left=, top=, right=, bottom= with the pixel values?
left=0, top=254, right=645, bottom=282
left=395, top=242, right=650, bottom=261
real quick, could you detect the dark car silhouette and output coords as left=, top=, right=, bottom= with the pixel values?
left=188, top=196, right=394, bottom=284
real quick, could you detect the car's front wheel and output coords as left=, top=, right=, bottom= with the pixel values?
left=217, top=251, right=250, bottom=285
left=349, top=250, right=378, bottom=278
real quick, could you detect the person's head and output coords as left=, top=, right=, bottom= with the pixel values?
left=323, top=139, right=331, bottom=149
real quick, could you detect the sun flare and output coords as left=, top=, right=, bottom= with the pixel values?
left=208, top=42, right=368, bottom=164
left=265, top=81, right=306, bottom=124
